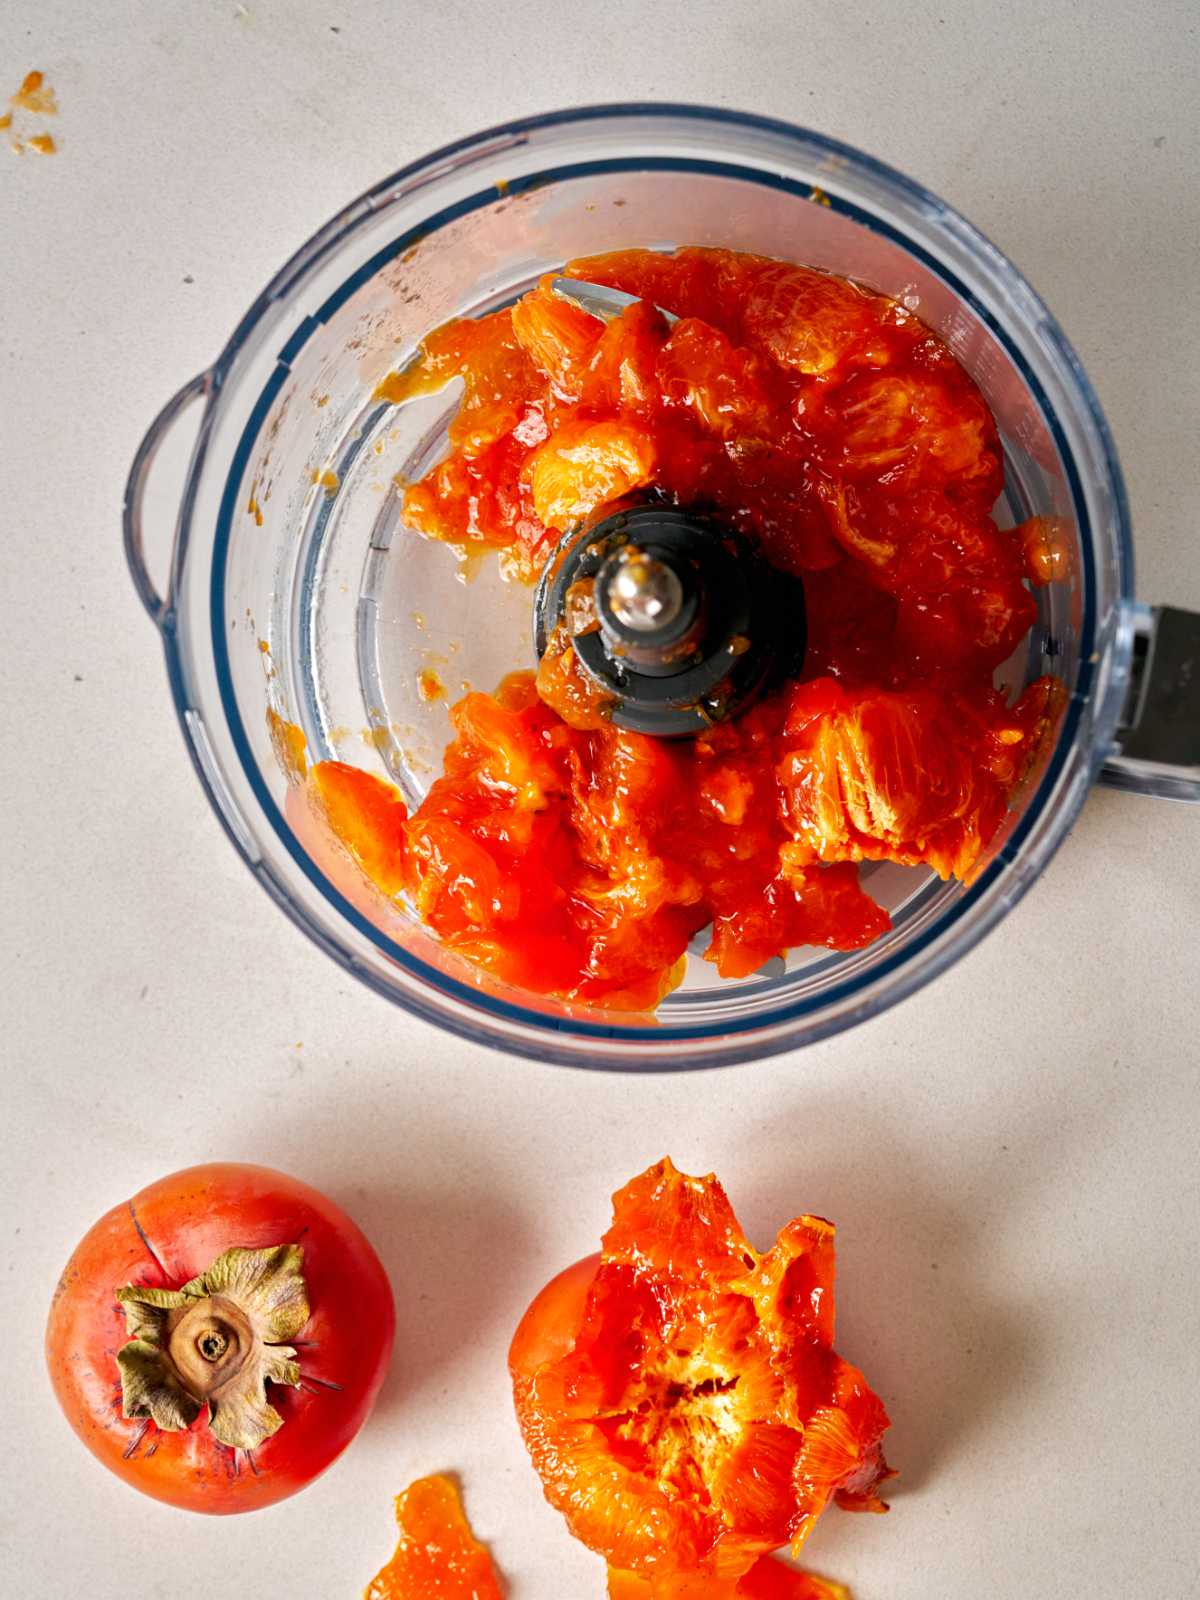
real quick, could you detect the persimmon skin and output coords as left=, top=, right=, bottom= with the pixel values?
left=509, top=1252, right=600, bottom=1377
left=45, top=1163, right=395, bottom=1513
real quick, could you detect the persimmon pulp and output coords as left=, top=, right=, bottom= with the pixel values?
left=510, top=1160, right=891, bottom=1586
left=365, top=1475, right=503, bottom=1599
left=300, top=248, right=1059, bottom=1009
left=607, top=1560, right=850, bottom=1598
left=361, top=1471, right=849, bottom=1598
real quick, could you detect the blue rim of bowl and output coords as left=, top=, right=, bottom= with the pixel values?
left=178, top=103, right=1131, bottom=1065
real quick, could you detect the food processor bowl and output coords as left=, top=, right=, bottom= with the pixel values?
left=124, top=105, right=1199, bottom=1069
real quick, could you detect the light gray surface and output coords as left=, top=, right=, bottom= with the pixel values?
left=2, top=2, right=1199, bottom=1595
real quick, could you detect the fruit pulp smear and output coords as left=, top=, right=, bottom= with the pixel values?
left=301, top=248, right=1059, bottom=1010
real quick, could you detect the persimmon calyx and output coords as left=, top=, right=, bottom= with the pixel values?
left=115, top=1244, right=310, bottom=1451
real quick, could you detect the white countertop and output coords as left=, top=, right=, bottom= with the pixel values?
left=3, top=3, right=1198, bottom=1595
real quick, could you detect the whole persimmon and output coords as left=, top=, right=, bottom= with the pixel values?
left=46, top=1162, right=394, bottom=1512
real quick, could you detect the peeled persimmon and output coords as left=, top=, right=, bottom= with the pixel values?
left=509, top=1160, right=891, bottom=1586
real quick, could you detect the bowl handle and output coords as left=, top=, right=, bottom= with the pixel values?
left=1099, top=601, right=1200, bottom=802
left=122, top=372, right=211, bottom=625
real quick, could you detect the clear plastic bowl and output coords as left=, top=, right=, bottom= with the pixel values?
left=125, top=104, right=1189, bottom=1069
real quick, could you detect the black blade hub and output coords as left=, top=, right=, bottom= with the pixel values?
left=533, top=498, right=806, bottom=738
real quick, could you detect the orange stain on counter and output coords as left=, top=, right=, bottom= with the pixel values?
left=12, top=70, right=58, bottom=115
left=6, top=69, right=58, bottom=155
